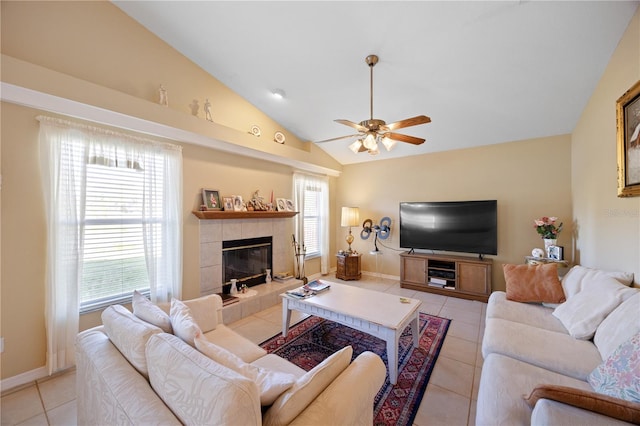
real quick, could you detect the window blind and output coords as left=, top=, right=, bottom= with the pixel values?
left=80, top=159, right=161, bottom=312
left=303, top=185, right=320, bottom=257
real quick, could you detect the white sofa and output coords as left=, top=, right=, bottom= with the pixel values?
left=476, top=265, right=640, bottom=425
left=76, top=293, right=386, bottom=425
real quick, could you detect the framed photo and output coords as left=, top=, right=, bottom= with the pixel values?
left=285, top=199, right=294, bottom=211
left=202, top=189, right=221, bottom=210
left=548, top=245, right=564, bottom=261
left=616, top=80, right=640, bottom=197
left=223, top=197, right=234, bottom=211
left=232, top=195, right=244, bottom=212
left=276, top=198, right=287, bottom=212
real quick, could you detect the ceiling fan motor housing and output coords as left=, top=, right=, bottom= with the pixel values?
left=361, top=119, right=386, bottom=131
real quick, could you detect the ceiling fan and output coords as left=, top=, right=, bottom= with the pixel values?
left=316, top=54, right=431, bottom=155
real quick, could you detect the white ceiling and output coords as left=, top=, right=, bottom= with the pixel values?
left=114, top=1, right=638, bottom=165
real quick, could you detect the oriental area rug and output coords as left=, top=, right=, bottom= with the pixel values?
left=260, top=313, right=450, bottom=426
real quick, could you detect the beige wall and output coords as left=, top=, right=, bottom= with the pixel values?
left=572, top=9, right=640, bottom=283
left=335, top=135, right=573, bottom=291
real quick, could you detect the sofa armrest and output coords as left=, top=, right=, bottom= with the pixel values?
left=532, top=399, right=637, bottom=425
left=290, top=351, right=386, bottom=426
left=76, top=327, right=180, bottom=425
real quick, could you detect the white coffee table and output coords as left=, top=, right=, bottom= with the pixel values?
left=281, top=282, right=422, bottom=385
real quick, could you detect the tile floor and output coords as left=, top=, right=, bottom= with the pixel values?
left=1, top=273, right=486, bottom=426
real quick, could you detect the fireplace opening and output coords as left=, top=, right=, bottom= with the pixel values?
left=222, top=236, right=272, bottom=293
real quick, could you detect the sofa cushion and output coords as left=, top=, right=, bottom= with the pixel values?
left=503, top=263, right=565, bottom=303
left=251, top=354, right=307, bottom=378
left=552, top=277, right=637, bottom=340
left=195, top=336, right=296, bottom=405
left=588, top=332, right=640, bottom=403
left=594, top=292, right=640, bottom=360
left=203, top=324, right=267, bottom=363
left=146, top=333, right=261, bottom=426
left=170, top=298, right=202, bottom=346
left=482, top=318, right=602, bottom=381
left=525, top=384, right=640, bottom=424
left=476, top=353, right=592, bottom=426
left=562, top=265, right=634, bottom=299
left=486, top=291, right=568, bottom=334
left=183, top=294, right=220, bottom=333
left=263, top=346, right=353, bottom=426
left=132, top=290, right=173, bottom=333
left=101, top=304, right=162, bottom=378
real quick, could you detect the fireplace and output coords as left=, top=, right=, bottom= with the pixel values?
left=222, top=236, right=272, bottom=293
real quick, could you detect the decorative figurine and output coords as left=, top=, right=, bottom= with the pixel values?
left=158, top=85, right=168, bottom=107
left=204, top=98, right=213, bottom=121
left=189, top=99, right=199, bottom=116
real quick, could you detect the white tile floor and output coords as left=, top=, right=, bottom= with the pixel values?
left=1, top=274, right=486, bottom=426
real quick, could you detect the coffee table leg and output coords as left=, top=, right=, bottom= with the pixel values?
left=282, top=298, right=292, bottom=337
left=411, top=313, right=420, bottom=348
left=386, top=332, right=399, bottom=385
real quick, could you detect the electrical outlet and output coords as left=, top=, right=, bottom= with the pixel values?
left=0, top=337, right=4, bottom=353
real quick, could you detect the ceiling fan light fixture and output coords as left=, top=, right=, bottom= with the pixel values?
left=381, top=136, right=397, bottom=151
left=349, top=139, right=363, bottom=153
left=363, top=132, right=377, bottom=150
left=368, top=145, right=380, bottom=156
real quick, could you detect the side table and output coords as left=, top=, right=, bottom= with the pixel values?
left=524, top=256, right=571, bottom=278
left=336, top=253, right=361, bottom=280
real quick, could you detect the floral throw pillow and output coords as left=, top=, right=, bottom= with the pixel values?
left=588, top=332, right=640, bottom=402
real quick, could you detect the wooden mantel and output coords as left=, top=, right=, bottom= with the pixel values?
left=192, top=210, right=298, bottom=220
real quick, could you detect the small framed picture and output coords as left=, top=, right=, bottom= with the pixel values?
left=548, top=245, right=564, bottom=260
left=223, top=197, right=234, bottom=211
left=232, top=195, right=244, bottom=212
left=285, top=199, right=294, bottom=211
left=276, top=198, right=287, bottom=212
left=202, top=189, right=221, bottom=211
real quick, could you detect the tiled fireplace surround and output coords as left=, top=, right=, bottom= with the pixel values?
left=198, top=217, right=302, bottom=324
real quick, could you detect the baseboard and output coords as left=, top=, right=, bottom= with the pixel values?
left=1, top=366, right=47, bottom=393
left=361, top=270, right=400, bottom=281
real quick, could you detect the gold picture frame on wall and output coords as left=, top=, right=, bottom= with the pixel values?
left=616, top=80, right=640, bottom=197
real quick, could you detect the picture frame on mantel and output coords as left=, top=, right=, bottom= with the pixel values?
left=617, top=80, right=640, bottom=197
left=202, top=189, right=221, bottom=210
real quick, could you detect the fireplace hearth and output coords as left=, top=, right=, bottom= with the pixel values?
left=222, top=236, right=272, bottom=293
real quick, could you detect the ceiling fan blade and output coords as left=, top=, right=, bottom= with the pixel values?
left=314, top=134, right=361, bottom=144
left=335, top=119, right=369, bottom=133
left=387, top=132, right=425, bottom=145
left=382, top=115, right=431, bottom=131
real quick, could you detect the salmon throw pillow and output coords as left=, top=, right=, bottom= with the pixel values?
left=504, top=263, right=565, bottom=303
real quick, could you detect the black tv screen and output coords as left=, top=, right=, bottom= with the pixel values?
left=399, top=200, right=498, bottom=255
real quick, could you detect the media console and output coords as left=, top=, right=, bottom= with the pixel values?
left=400, top=252, right=492, bottom=302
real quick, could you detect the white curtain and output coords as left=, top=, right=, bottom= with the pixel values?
left=293, top=172, right=330, bottom=274
left=38, top=116, right=182, bottom=374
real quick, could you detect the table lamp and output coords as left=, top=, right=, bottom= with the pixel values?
left=341, top=207, right=360, bottom=254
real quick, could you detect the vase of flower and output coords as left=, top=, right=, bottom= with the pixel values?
left=534, top=216, right=563, bottom=258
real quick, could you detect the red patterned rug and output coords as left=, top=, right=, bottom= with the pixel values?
left=260, top=312, right=450, bottom=426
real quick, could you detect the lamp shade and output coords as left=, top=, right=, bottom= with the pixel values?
left=341, top=207, right=360, bottom=227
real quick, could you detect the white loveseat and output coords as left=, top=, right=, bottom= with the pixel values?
left=476, top=265, right=640, bottom=425
left=76, top=293, right=386, bottom=425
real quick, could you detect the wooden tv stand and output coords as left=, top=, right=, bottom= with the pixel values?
left=400, top=252, right=492, bottom=302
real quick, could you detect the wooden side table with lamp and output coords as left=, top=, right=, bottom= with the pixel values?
left=338, top=207, right=362, bottom=280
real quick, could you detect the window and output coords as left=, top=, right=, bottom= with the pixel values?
left=39, top=116, right=182, bottom=317
left=293, top=173, right=329, bottom=274
left=80, top=160, right=154, bottom=312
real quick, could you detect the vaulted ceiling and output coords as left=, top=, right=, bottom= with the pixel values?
left=114, top=1, right=638, bottom=164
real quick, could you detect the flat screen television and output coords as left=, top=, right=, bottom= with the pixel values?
left=399, top=200, right=498, bottom=256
